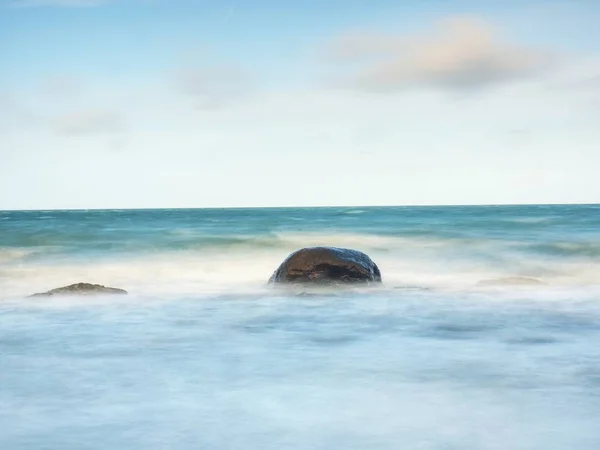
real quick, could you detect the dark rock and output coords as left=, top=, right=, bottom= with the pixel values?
left=476, top=277, right=545, bottom=287
left=30, top=283, right=128, bottom=297
left=268, top=247, right=382, bottom=285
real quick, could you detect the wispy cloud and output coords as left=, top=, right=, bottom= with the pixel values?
left=326, top=15, right=555, bottom=91
left=0, top=93, right=43, bottom=132
left=176, top=65, right=252, bottom=109
left=52, top=109, right=126, bottom=135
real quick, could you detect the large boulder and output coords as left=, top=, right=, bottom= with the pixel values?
left=268, top=247, right=382, bottom=285
left=30, top=282, right=128, bottom=297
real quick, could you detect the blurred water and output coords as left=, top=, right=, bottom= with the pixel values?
left=1, top=292, right=600, bottom=449
left=1, top=205, right=599, bottom=449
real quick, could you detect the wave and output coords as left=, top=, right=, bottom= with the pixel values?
left=164, top=232, right=497, bottom=253
left=503, top=217, right=555, bottom=224
left=2, top=232, right=599, bottom=300
left=3, top=206, right=598, bottom=300
left=5, top=222, right=599, bottom=260
left=524, top=242, right=600, bottom=258
left=0, top=247, right=39, bottom=264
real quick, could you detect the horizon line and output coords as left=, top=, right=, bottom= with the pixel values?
left=1, top=202, right=598, bottom=212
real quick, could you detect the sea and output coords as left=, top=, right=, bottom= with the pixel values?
left=1, top=205, right=599, bottom=450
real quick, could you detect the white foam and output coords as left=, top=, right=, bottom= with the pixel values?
left=271, top=231, right=459, bottom=251
left=0, top=247, right=37, bottom=263
left=2, top=247, right=598, bottom=301
left=2, top=231, right=600, bottom=299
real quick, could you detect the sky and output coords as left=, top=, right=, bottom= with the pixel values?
left=1, top=0, right=599, bottom=209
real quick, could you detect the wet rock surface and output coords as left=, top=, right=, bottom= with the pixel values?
left=268, top=247, right=382, bottom=285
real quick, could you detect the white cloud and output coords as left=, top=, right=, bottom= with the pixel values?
left=52, top=109, right=126, bottom=135
left=0, top=93, right=43, bottom=132
left=2, top=71, right=599, bottom=209
left=176, top=65, right=252, bottom=109
left=326, top=15, right=555, bottom=91
left=39, top=76, right=84, bottom=100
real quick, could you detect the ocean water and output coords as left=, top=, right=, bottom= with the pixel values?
left=1, top=205, right=599, bottom=449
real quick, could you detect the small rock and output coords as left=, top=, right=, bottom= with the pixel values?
left=476, top=277, right=545, bottom=287
left=30, top=282, right=128, bottom=297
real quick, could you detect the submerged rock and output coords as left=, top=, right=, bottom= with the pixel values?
left=30, top=283, right=128, bottom=297
left=476, top=277, right=545, bottom=287
left=268, top=247, right=382, bottom=285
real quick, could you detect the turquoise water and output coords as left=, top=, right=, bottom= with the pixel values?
left=1, top=205, right=600, bottom=449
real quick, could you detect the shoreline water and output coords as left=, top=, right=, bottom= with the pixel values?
left=1, top=205, right=599, bottom=449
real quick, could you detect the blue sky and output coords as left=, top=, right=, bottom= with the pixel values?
left=1, top=0, right=599, bottom=209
